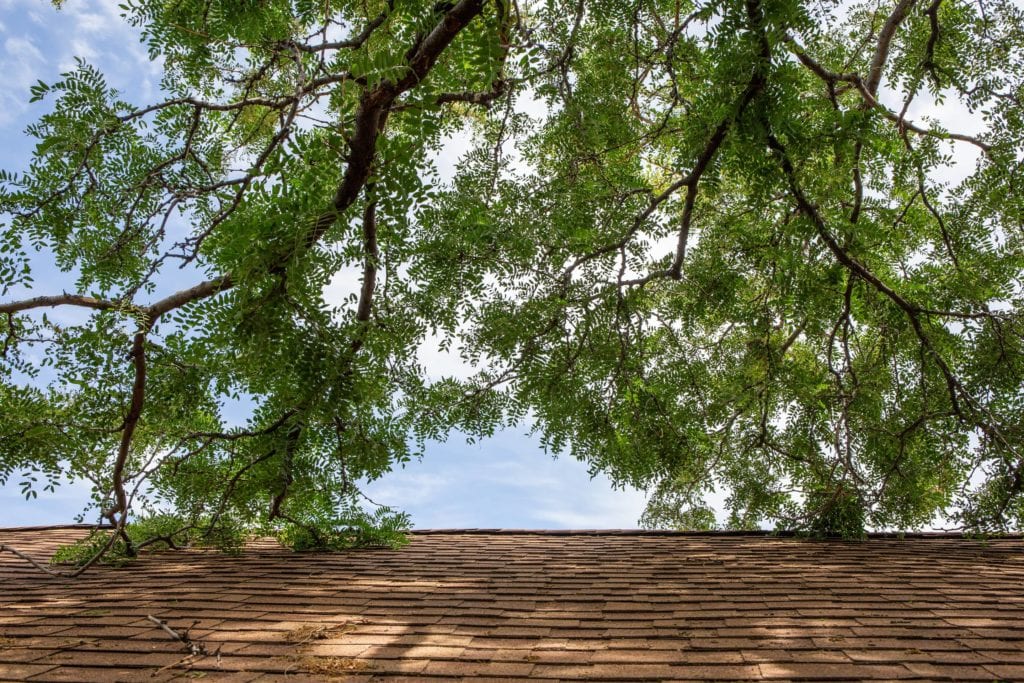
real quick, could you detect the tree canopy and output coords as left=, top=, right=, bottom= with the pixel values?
left=2, top=0, right=1023, bottom=566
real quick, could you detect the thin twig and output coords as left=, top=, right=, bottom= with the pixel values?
left=146, top=615, right=209, bottom=657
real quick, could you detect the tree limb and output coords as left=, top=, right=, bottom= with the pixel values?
left=867, top=0, right=919, bottom=96
left=106, top=332, right=147, bottom=524
left=767, top=133, right=965, bottom=418
left=0, top=294, right=119, bottom=315
left=785, top=37, right=992, bottom=152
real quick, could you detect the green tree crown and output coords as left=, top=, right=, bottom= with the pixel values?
left=2, top=0, right=1022, bottom=568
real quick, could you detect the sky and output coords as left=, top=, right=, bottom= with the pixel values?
left=0, top=0, right=651, bottom=530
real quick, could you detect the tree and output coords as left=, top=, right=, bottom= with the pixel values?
left=1, top=0, right=1023, bottom=568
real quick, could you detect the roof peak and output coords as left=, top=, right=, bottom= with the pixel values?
left=3, top=524, right=1018, bottom=540
left=409, top=528, right=1022, bottom=539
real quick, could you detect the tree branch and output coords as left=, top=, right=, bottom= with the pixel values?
left=436, top=79, right=508, bottom=107
left=106, top=332, right=147, bottom=523
left=0, top=294, right=119, bottom=315
left=784, top=37, right=991, bottom=152
left=145, top=276, right=234, bottom=322
left=355, top=199, right=379, bottom=328
left=867, top=0, right=919, bottom=96
left=295, top=6, right=392, bottom=53
left=767, top=133, right=964, bottom=418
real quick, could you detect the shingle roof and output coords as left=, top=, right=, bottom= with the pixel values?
left=1, top=527, right=1022, bottom=681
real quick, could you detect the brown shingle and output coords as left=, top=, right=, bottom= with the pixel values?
left=1, top=527, right=1022, bottom=680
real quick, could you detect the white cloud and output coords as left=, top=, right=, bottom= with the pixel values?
left=322, top=263, right=364, bottom=314
left=0, top=474, right=95, bottom=526
left=876, top=84, right=987, bottom=191
left=0, top=35, right=45, bottom=126
left=71, top=12, right=109, bottom=34
left=361, top=471, right=448, bottom=508
left=417, top=331, right=476, bottom=381
left=69, top=38, right=99, bottom=63
left=531, top=477, right=649, bottom=529
left=432, top=125, right=474, bottom=182
left=362, top=432, right=651, bottom=530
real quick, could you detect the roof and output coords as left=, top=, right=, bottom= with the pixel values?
left=1, top=527, right=1023, bottom=681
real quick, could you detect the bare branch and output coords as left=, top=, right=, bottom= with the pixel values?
left=147, top=615, right=210, bottom=657
left=867, top=0, right=919, bottom=96
left=0, top=294, right=119, bottom=315
left=0, top=543, right=67, bottom=577
left=106, top=332, right=147, bottom=523
left=295, top=7, right=392, bottom=53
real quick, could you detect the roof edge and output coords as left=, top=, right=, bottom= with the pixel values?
left=0, top=523, right=114, bottom=533
left=2, top=524, right=1019, bottom=540
left=407, top=528, right=1023, bottom=539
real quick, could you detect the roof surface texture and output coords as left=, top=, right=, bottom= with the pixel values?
left=0, top=527, right=1022, bottom=681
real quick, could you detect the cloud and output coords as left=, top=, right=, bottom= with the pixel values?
left=69, top=11, right=109, bottom=34
left=362, top=471, right=449, bottom=508
left=0, top=0, right=165, bottom=132
left=432, top=125, right=475, bottom=182
left=362, top=431, right=651, bottom=530
left=0, top=474, right=95, bottom=526
left=0, top=35, right=45, bottom=127
left=417, top=331, right=476, bottom=381
left=520, top=456, right=649, bottom=529
left=322, top=263, right=364, bottom=313
left=876, top=84, right=986, bottom=191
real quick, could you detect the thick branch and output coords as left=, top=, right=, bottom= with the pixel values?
left=436, top=79, right=508, bottom=107
left=922, top=0, right=943, bottom=86
left=0, top=294, right=118, bottom=315
left=107, top=332, right=147, bottom=522
left=867, top=0, right=919, bottom=95
left=145, top=276, right=233, bottom=323
left=355, top=200, right=379, bottom=327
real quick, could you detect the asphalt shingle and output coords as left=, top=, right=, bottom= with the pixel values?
left=0, top=527, right=1022, bottom=681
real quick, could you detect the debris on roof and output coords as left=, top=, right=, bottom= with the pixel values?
left=1, top=527, right=1023, bottom=681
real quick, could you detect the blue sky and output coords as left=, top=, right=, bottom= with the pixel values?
left=0, top=0, right=651, bottom=529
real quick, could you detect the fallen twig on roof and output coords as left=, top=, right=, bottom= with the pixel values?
left=0, top=544, right=66, bottom=577
left=146, top=614, right=222, bottom=676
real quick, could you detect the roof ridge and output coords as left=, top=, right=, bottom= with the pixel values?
left=408, top=528, right=1024, bottom=539
left=0, top=523, right=114, bottom=532
left=3, top=524, right=1019, bottom=540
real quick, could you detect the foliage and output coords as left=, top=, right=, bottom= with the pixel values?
left=806, top=487, right=868, bottom=539
left=276, top=504, right=411, bottom=551
left=2, top=0, right=1024, bottom=565
left=50, top=530, right=125, bottom=568
left=50, top=512, right=246, bottom=567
